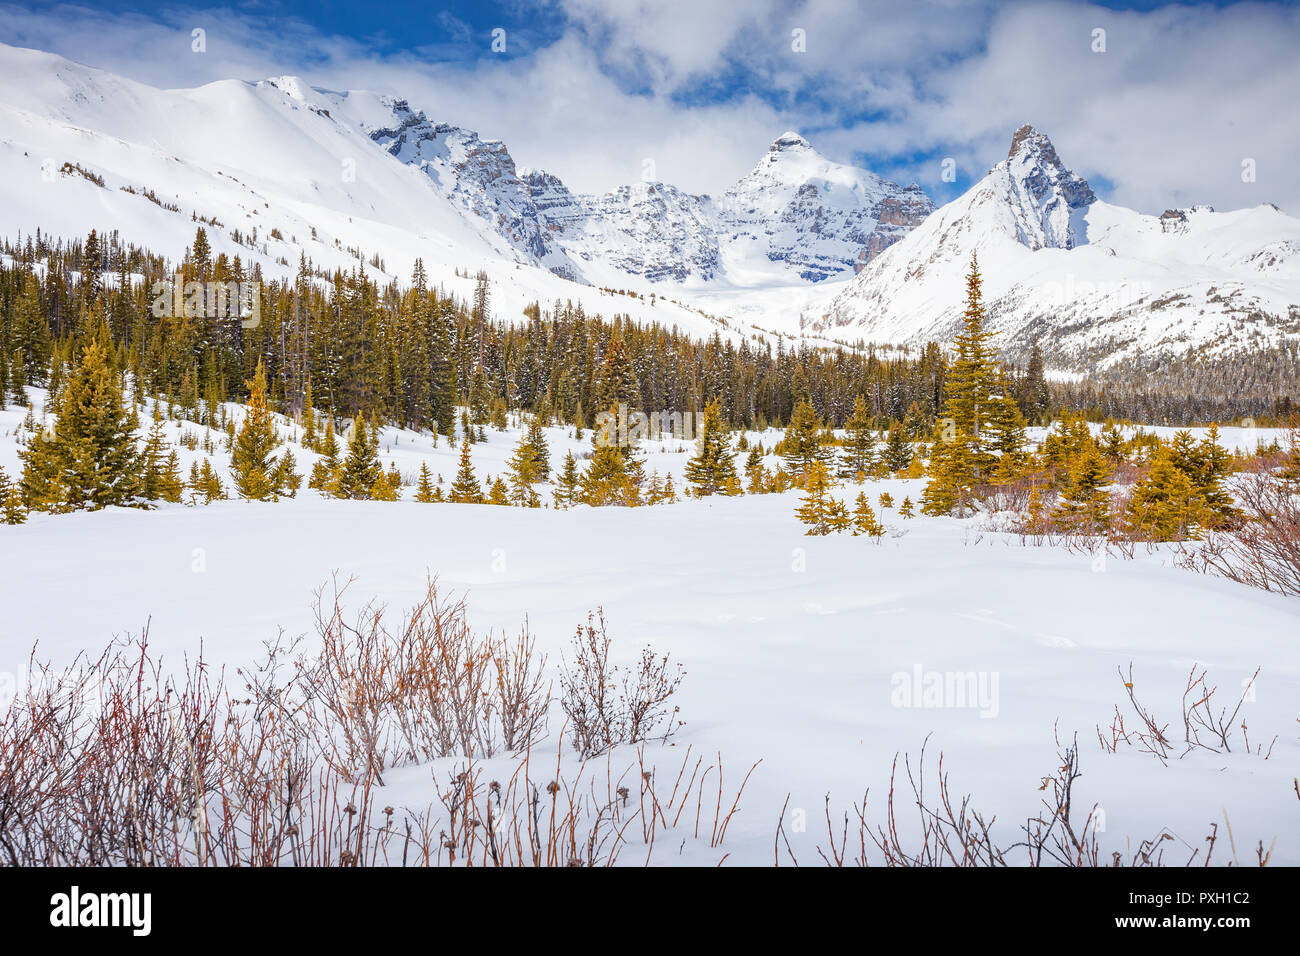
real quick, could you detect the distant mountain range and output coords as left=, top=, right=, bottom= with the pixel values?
left=1, top=41, right=1296, bottom=371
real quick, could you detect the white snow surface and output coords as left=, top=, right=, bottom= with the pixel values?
left=2, top=394, right=1297, bottom=866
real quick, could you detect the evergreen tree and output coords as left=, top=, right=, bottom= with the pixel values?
left=521, top=416, right=552, bottom=479
left=684, top=398, right=738, bottom=496
left=1023, top=338, right=1050, bottom=424
left=781, top=399, right=832, bottom=480
left=744, top=447, right=766, bottom=494
left=882, top=423, right=913, bottom=473
left=21, top=331, right=140, bottom=512
left=337, top=413, right=382, bottom=499
left=1052, top=446, right=1112, bottom=533
left=414, top=462, right=437, bottom=502
left=987, top=388, right=1029, bottom=482
left=273, top=450, right=302, bottom=498
left=554, top=450, right=581, bottom=508
left=898, top=496, right=915, bottom=519
left=921, top=255, right=1000, bottom=515
left=0, top=466, right=27, bottom=524
left=1124, top=452, right=1204, bottom=541
left=851, top=493, right=886, bottom=538
left=594, top=332, right=642, bottom=413
left=839, top=395, right=877, bottom=480
left=486, top=476, right=511, bottom=506
left=794, top=460, right=838, bottom=535
left=449, top=439, right=484, bottom=503
left=505, top=431, right=543, bottom=506
left=230, top=359, right=281, bottom=500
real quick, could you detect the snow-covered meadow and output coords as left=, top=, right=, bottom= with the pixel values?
left=1, top=396, right=1297, bottom=866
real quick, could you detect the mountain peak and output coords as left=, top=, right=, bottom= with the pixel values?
left=771, top=131, right=811, bottom=152
left=1003, top=123, right=1096, bottom=217
left=1008, top=124, right=1051, bottom=160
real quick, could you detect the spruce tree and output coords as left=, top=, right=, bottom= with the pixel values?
left=839, top=395, right=877, bottom=480
left=230, top=359, right=281, bottom=501
left=1124, top=452, right=1203, bottom=542
left=521, top=416, right=552, bottom=479
left=794, top=460, right=838, bottom=535
left=1052, top=446, right=1112, bottom=533
left=449, top=439, right=484, bottom=503
left=851, top=493, right=886, bottom=538
left=554, top=450, right=580, bottom=508
left=882, top=423, right=913, bottom=473
left=744, top=447, right=766, bottom=493
left=684, top=398, right=738, bottom=496
left=505, top=431, right=543, bottom=506
left=337, top=413, right=382, bottom=499
left=0, top=466, right=27, bottom=524
left=414, top=462, right=437, bottom=502
left=22, top=331, right=140, bottom=512
left=781, top=400, right=832, bottom=480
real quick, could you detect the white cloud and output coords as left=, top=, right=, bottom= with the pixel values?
left=0, top=0, right=1296, bottom=213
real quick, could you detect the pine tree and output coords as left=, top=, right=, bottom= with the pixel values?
left=337, top=413, right=382, bottom=499
left=521, top=416, right=551, bottom=479
left=1023, top=338, right=1050, bottom=424
left=191, top=457, right=226, bottom=504
left=449, top=439, right=484, bottom=503
left=578, top=442, right=641, bottom=506
left=0, top=466, right=27, bottom=524
left=684, top=398, right=737, bottom=496
left=839, top=395, right=877, bottom=480
left=898, top=496, right=914, bottom=519
left=882, top=423, right=913, bottom=473
left=795, top=460, right=838, bottom=535
left=505, top=431, right=543, bottom=506
left=987, top=387, right=1028, bottom=482
left=1124, top=452, right=1204, bottom=542
left=594, top=332, right=642, bottom=413
left=139, top=415, right=176, bottom=503
left=1052, top=446, right=1112, bottom=533
left=744, top=447, right=766, bottom=494
left=230, top=359, right=281, bottom=500
left=302, top=380, right=318, bottom=450
left=487, top=476, right=511, bottom=506
left=851, top=493, right=886, bottom=538
left=273, top=450, right=302, bottom=498
left=781, top=400, right=832, bottom=480
left=414, top=462, right=437, bottom=502
left=554, top=450, right=581, bottom=508
left=879, top=492, right=894, bottom=509
left=923, top=254, right=1000, bottom=515
left=369, top=469, right=400, bottom=502
left=21, top=331, right=140, bottom=512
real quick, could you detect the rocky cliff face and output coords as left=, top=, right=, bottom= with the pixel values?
left=362, top=104, right=935, bottom=286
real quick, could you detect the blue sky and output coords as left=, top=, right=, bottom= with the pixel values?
left=2, top=0, right=1298, bottom=213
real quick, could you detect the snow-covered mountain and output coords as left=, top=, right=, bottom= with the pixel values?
left=809, top=125, right=1300, bottom=369
left=0, top=40, right=930, bottom=342
left=2, top=40, right=1297, bottom=370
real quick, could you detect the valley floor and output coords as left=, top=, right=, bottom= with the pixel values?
left=2, top=481, right=1297, bottom=865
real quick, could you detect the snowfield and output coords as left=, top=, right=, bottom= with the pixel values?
left=2, top=407, right=1297, bottom=865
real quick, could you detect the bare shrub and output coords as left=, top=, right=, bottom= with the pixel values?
left=1174, top=471, right=1300, bottom=595
left=775, top=731, right=1238, bottom=868
left=1099, top=663, right=1275, bottom=762
left=559, top=609, right=684, bottom=758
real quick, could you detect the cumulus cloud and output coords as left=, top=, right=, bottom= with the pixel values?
left=0, top=0, right=1296, bottom=213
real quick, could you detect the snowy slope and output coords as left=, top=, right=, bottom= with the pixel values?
left=0, top=42, right=924, bottom=343
left=810, top=125, right=1300, bottom=368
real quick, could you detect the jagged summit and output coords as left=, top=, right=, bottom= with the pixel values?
left=770, top=131, right=812, bottom=151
